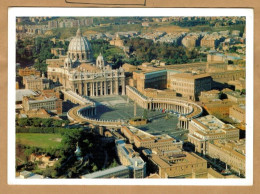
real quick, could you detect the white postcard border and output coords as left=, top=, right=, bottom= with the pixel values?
left=8, top=8, right=254, bottom=185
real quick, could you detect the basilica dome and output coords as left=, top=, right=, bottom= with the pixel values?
left=67, top=28, right=93, bottom=62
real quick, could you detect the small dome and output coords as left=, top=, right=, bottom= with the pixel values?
left=97, top=53, right=103, bottom=60
left=96, top=53, right=105, bottom=69
left=64, top=57, right=72, bottom=64
left=64, top=57, right=73, bottom=69
left=68, top=28, right=92, bottom=53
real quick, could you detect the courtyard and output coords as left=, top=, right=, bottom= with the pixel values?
left=87, top=95, right=187, bottom=140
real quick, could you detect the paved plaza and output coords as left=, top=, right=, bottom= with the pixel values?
left=87, top=95, right=186, bottom=140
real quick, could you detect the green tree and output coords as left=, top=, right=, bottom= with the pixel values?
left=18, top=118, right=29, bottom=127
left=62, top=120, right=70, bottom=126
left=43, top=166, right=57, bottom=178
left=31, top=118, right=42, bottom=127
left=42, top=119, right=53, bottom=127
left=109, top=158, right=118, bottom=168
left=91, top=163, right=98, bottom=172
left=52, top=120, right=63, bottom=127
left=24, top=147, right=34, bottom=162
left=60, top=129, right=83, bottom=155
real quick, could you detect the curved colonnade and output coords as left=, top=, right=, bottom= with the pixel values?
left=126, top=86, right=203, bottom=129
left=66, top=86, right=203, bottom=129
left=67, top=104, right=124, bottom=127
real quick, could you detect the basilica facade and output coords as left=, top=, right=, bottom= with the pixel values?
left=47, top=28, right=126, bottom=96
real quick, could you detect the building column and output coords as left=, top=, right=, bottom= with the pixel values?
left=82, top=83, right=85, bottom=96
left=77, top=83, right=80, bottom=95
left=96, top=82, right=98, bottom=96
left=84, top=83, right=87, bottom=96
left=122, top=80, right=126, bottom=95
left=101, top=81, right=103, bottom=96
left=88, top=83, right=90, bottom=96
left=115, top=80, right=119, bottom=95
left=104, top=81, right=107, bottom=95
left=91, top=82, right=94, bottom=96
left=110, top=81, right=113, bottom=95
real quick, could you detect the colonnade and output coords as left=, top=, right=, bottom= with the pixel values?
left=70, top=105, right=124, bottom=126
left=62, top=90, right=94, bottom=105
left=67, top=86, right=202, bottom=130
left=126, top=86, right=148, bottom=109
left=148, top=101, right=191, bottom=115
left=125, top=86, right=204, bottom=130
left=74, top=80, right=125, bottom=97
left=78, top=106, right=96, bottom=117
left=178, top=117, right=189, bottom=130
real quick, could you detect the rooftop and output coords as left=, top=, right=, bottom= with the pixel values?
left=23, top=94, right=58, bottom=104
left=150, top=151, right=206, bottom=169
left=23, top=75, right=47, bottom=81
left=193, top=115, right=235, bottom=132
left=16, top=89, right=38, bottom=102
left=117, top=140, right=146, bottom=170
left=172, top=73, right=211, bottom=80
left=125, top=126, right=175, bottom=143
left=145, top=69, right=167, bottom=76
left=77, top=63, right=102, bottom=72
left=201, top=90, right=220, bottom=95
left=225, top=91, right=245, bottom=99
left=81, top=165, right=129, bottom=178
left=209, top=139, right=245, bottom=160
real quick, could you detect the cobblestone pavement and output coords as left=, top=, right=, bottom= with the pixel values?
left=88, top=95, right=186, bottom=140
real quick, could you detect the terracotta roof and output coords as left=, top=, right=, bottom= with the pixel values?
left=78, top=63, right=101, bottom=72
left=173, top=73, right=211, bottom=80
left=48, top=64, right=62, bottom=68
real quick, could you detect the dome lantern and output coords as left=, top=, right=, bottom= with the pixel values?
left=76, top=28, right=82, bottom=37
